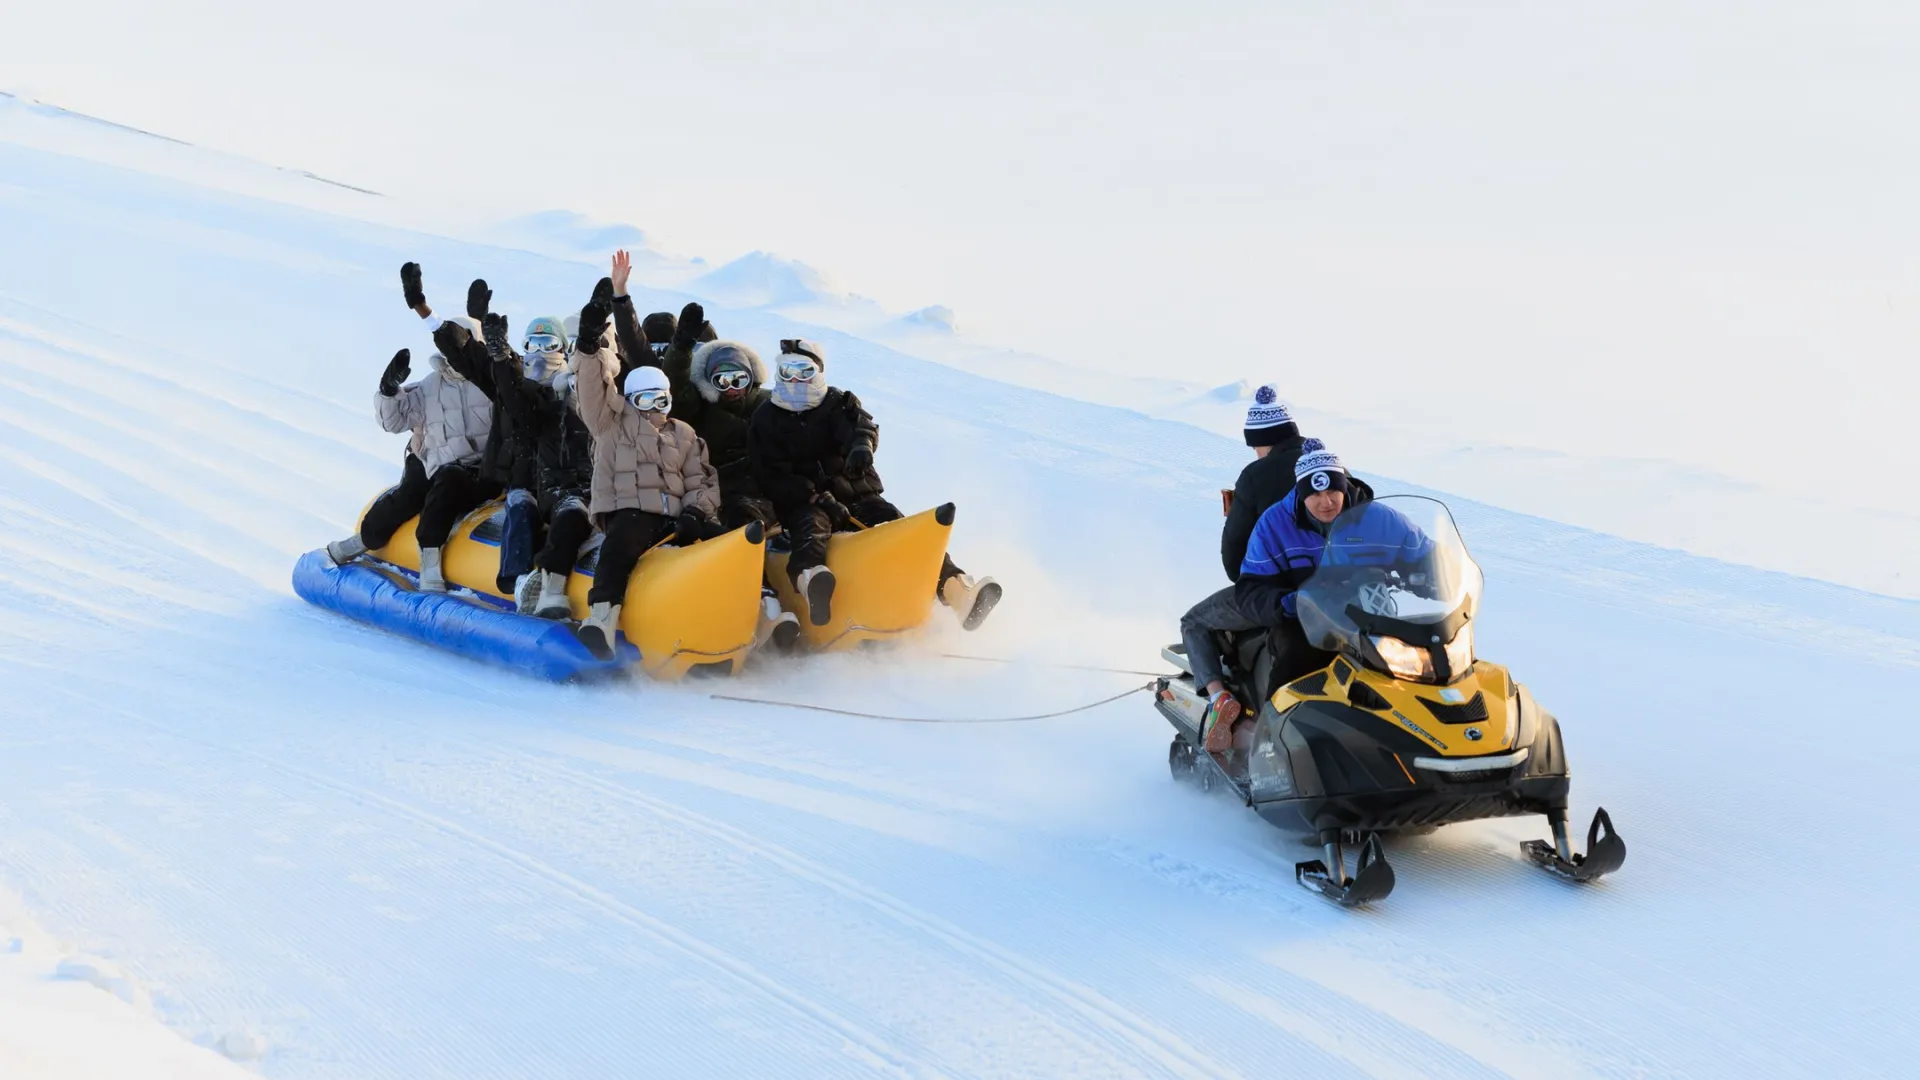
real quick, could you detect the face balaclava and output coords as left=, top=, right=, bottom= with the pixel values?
left=772, top=338, right=828, bottom=413
left=521, top=315, right=570, bottom=385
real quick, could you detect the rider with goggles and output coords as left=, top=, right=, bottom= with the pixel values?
left=567, top=284, right=722, bottom=660
left=747, top=338, right=1000, bottom=632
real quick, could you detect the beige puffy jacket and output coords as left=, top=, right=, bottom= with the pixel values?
left=376, top=353, right=494, bottom=476
left=574, top=338, right=720, bottom=522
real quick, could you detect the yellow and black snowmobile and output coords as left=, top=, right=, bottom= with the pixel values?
left=1155, top=495, right=1625, bottom=905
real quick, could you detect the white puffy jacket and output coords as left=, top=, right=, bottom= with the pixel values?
left=376, top=353, right=494, bottom=476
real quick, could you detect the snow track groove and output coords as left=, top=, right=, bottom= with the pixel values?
left=513, top=751, right=1243, bottom=1080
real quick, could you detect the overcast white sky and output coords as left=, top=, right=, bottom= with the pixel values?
left=6, top=1, right=1918, bottom=491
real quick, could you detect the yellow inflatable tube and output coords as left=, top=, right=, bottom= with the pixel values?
left=362, top=498, right=765, bottom=679
left=765, top=503, right=955, bottom=652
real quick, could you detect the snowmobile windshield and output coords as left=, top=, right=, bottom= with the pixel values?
left=1295, top=496, right=1485, bottom=684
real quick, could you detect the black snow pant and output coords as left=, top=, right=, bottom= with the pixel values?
left=415, top=464, right=501, bottom=549
left=536, top=492, right=592, bottom=575
left=779, top=494, right=960, bottom=587
left=723, top=493, right=777, bottom=532
left=587, top=508, right=675, bottom=605
left=1262, top=618, right=1336, bottom=701
left=359, top=452, right=430, bottom=549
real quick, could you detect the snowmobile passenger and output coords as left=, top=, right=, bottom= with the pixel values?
left=747, top=339, right=1000, bottom=630
left=324, top=264, right=499, bottom=591
left=478, top=311, right=597, bottom=619
left=570, top=291, right=722, bottom=660
left=1222, top=385, right=1309, bottom=582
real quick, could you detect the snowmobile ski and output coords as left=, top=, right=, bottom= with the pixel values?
left=1296, top=832, right=1395, bottom=906
left=1520, top=807, right=1626, bottom=883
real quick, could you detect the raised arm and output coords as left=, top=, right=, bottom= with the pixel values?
left=571, top=295, right=622, bottom=434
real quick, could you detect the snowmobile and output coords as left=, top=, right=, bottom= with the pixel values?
left=764, top=503, right=958, bottom=651
left=1155, top=495, right=1625, bottom=905
left=294, top=496, right=767, bottom=681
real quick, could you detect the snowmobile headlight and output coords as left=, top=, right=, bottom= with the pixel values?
left=1370, top=635, right=1433, bottom=681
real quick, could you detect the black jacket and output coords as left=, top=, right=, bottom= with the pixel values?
left=498, top=364, right=594, bottom=498
left=1220, top=432, right=1307, bottom=582
left=633, top=312, right=771, bottom=501
left=435, top=325, right=520, bottom=487
left=747, top=388, right=883, bottom=515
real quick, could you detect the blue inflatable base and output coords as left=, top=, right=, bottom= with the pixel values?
left=292, top=549, right=639, bottom=681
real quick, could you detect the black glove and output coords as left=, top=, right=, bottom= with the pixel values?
left=844, top=444, right=874, bottom=474
left=591, top=277, right=615, bottom=306
left=577, top=298, right=610, bottom=353
left=401, top=262, right=425, bottom=310
left=466, top=278, right=492, bottom=320
left=673, top=301, right=705, bottom=351
left=812, top=492, right=849, bottom=527
left=675, top=509, right=715, bottom=545
left=432, top=319, right=471, bottom=356
left=379, top=349, right=411, bottom=396
left=482, top=313, right=514, bottom=363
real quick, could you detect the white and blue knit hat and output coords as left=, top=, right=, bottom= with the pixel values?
left=1293, top=438, right=1350, bottom=495
left=1244, top=385, right=1297, bottom=447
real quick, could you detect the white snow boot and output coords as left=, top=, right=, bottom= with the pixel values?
left=754, top=589, right=802, bottom=652
left=417, top=546, right=447, bottom=593
left=513, top=572, right=540, bottom=615
left=575, top=601, right=621, bottom=660
left=796, top=565, right=835, bottom=627
left=532, top=571, right=573, bottom=621
left=325, top=534, right=367, bottom=566
left=940, top=573, right=1001, bottom=631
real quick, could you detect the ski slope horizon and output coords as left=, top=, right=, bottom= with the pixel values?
left=2, top=89, right=1913, bottom=603
left=2, top=95, right=1916, bottom=1078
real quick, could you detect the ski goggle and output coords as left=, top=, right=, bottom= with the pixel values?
left=524, top=333, right=567, bottom=355
left=626, top=388, right=672, bottom=413
left=711, top=369, right=754, bottom=391
left=776, top=357, right=820, bottom=383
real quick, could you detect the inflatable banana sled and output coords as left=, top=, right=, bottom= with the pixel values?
left=765, top=503, right=954, bottom=652
left=295, top=497, right=767, bottom=681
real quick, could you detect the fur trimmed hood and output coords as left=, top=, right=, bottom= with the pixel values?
left=689, top=340, right=768, bottom=403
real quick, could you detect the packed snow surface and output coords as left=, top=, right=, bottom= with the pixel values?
left=1, top=95, right=1916, bottom=1078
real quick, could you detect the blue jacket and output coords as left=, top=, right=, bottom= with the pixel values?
left=1234, top=488, right=1432, bottom=626
left=1234, top=490, right=1333, bottom=626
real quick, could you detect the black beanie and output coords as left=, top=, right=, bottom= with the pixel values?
left=642, top=312, right=676, bottom=344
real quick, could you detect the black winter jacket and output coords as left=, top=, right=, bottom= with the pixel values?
left=612, top=298, right=771, bottom=501
left=436, top=325, right=521, bottom=488
left=747, top=388, right=883, bottom=516
left=1220, top=431, right=1307, bottom=582
left=497, top=363, right=594, bottom=498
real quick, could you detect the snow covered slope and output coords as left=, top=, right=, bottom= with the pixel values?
left=1, top=99, right=1916, bottom=1078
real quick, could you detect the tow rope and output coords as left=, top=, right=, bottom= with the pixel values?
left=937, top=653, right=1176, bottom=678
left=708, top=680, right=1158, bottom=724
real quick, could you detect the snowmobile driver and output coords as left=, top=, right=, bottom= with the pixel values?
left=747, top=339, right=1000, bottom=631
left=570, top=286, right=723, bottom=660
left=325, top=263, right=500, bottom=592
left=1204, top=441, right=1365, bottom=751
